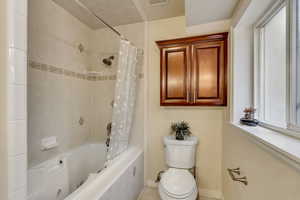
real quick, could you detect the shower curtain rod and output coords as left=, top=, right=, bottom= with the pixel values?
left=75, top=0, right=131, bottom=43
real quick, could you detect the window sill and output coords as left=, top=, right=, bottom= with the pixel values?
left=230, top=122, right=300, bottom=171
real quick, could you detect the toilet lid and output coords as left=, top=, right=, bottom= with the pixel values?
left=161, top=168, right=196, bottom=198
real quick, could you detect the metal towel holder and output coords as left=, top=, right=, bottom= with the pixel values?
left=227, top=168, right=248, bottom=186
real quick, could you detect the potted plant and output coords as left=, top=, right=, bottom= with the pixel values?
left=171, top=121, right=192, bottom=140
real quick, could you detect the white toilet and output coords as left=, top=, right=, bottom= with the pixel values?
left=159, top=136, right=198, bottom=200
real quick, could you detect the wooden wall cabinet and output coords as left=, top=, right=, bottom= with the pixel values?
left=156, top=33, right=228, bottom=106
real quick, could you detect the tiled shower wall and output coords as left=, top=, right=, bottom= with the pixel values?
left=28, top=0, right=91, bottom=167
left=28, top=61, right=93, bottom=167
left=5, top=0, right=145, bottom=199
left=7, top=0, right=28, bottom=199
left=27, top=60, right=118, bottom=166
left=28, top=0, right=145, bottom=168
left=90, top=23, right=145, bottom=148
left=27, top=0, right=118, bottom=167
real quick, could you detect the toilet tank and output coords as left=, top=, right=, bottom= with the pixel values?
left=164, top=136, right=198, bottom=169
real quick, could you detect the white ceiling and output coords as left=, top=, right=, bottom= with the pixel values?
left=52, top=0, right=239, bottom=30
left=53, top=0, right=145, bottom=29
left=140, top=0, right=185, bottom=21
left=52, top=0, right=185, bottom=29
left=185, top=0, right=240, bottom=26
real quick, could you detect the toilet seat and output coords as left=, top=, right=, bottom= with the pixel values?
left=159, top=168, right=197, bottom=199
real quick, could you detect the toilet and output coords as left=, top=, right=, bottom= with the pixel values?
left=159, top=136, right=198, bottom=200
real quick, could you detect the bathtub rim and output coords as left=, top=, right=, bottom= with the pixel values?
left=64, top=146, right=143, bottom=200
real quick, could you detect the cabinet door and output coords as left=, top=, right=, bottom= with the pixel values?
left=160, top=45, right=191, bottom=106
left=191, top=40, right=227, bottom=106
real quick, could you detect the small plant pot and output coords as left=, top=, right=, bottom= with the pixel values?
left=175, top=131, right=185, bottom=140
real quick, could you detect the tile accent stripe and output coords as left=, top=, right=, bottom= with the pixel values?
left=29, top=60, right=144, bottom=81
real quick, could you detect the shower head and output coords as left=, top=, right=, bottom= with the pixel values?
left=102, top=56, right=114, bottom=66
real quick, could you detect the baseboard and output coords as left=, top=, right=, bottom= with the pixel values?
left=146, top=180, right=223, bottom=200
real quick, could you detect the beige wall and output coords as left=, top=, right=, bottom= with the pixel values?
left=0, top=0, right=8, bottom=199
left=223, top=0, right=300, bottom=199
left=223, top=123, right=300, bottom=200
left=146, top=16, right=228, bottom=195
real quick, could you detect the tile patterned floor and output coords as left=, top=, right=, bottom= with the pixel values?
left=138, top=187, right=217, bottom=200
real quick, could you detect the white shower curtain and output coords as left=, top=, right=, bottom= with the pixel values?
left=107, top=39, right=138, bottom=160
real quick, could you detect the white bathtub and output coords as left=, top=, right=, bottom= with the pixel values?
left=27, top=143, right=107, bottom=200
left=65, top=146, right=144, bottom=200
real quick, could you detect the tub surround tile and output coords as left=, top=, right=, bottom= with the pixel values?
left=48, top=65, right=63, bottom=75
left=8, top=12, right=27, bottom=51
left=8, top=0, right=27, bottom=17
left=98, top=76, right=107, bottom=81
left=8, top=155, right=27, bottom=193
left=8, top=48, right=27, bottom=85
left=76, top=73, right=87, bottom=80
left=28, top=60, right=144, bottom=81
left=8, top=121, right=27, bottom=156
left=108, top=75, right=117, bottom=80
left=26, top=3, right=145, bottom=200
left=7, top=85, right=26, bottom=121
left=29, top=60, right=42, bottom=70
left=7, top=0, right=28, bottom=199
left=87, top=75, right=97, bottom=81
left=27, top=65, right=95, bottom=166
left=63, top=69, right=75, bottom=77
left=40, top=63, right=49, bottom=72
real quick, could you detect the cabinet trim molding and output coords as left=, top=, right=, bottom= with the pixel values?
left=156, top=32, right=228, bottom=48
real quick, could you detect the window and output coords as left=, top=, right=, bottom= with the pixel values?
left=254, top=0, right=300, bottom=136
left=294, top=0, right=300, bottom=127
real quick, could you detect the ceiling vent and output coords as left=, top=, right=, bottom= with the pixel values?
left=149, top=0, right=169, bottom=6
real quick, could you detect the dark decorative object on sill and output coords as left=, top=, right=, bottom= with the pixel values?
left=240, top=107, right=259, bottom=126
left=171, top=121, right=192, bottom=140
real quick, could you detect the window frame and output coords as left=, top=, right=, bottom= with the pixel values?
left=254, top=0, right=300, bottom=139
left=288, top=0, right=300, bottom=131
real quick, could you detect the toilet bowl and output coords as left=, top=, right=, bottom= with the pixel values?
left=159, top=168, right=197, bottom=200
left=159, top=136, right=198, bottom=200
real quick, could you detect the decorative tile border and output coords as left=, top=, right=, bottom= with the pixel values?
left=29, top=60, right=143, bottom=81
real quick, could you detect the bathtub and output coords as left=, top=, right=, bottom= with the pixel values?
left=65, top=146, right=144, bottom=200
left=28, top=143, right=144, bottom=200
left=27, top=143, right=107, bottom=200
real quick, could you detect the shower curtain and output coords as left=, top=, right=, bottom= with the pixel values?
left=107, top=39, right=138, bottom=160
